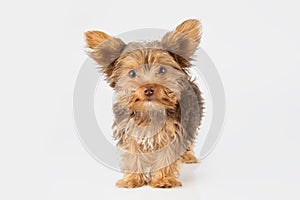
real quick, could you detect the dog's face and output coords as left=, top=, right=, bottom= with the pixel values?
left=85, top=19, right=201, bottom=113
left=112, top=48, right=186, bottom=113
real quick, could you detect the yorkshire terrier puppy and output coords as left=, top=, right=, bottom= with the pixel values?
left=84, top=19, right=204, bottom=188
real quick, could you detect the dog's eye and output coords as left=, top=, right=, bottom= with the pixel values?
left=128, top=70, right=137, bottom=78
left=158, top=66, right=166, bottom=75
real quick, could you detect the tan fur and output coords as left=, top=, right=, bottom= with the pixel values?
left=162, top=19, right=201, bottom=60
left=181, top=144, right=199, bottom=164
left=149, top=161, right=182, bottom=188
left=84, top=19, right=204, bottom=188
left=84, top=31, right=111, bottom=49
left=128, top=83, right=178, bottom=111
left=116, top=173, right=147, bottom=188
left=175, top=19, right=201, bottom=43
left=181, top=151, right=199, bottom=163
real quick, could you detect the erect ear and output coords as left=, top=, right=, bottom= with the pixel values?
left=84, top=31, right=125, bottom=84
left=162, top=19, right=201, bottom=61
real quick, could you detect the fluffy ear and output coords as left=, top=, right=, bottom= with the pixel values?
left=84, top=31, right=126, bottom=87
left=162, top=19, right=201, bottom=61
left=85, top=31, right=111, bottom=49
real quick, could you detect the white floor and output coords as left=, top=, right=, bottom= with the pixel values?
left=42, top=125, right=300, bottom=200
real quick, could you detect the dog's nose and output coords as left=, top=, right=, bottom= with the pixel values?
left=144, top=86, right=155, bottom=97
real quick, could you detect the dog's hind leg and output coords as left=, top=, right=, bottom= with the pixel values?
left=181, top=144, right=199, bottom=164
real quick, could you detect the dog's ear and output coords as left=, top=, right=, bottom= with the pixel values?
left=84, top=31, right=126, bottom=87
left=162, top=19, right=201, bottom=61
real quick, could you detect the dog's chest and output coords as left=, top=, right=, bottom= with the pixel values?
left=121, top=116, right=176, bottom=152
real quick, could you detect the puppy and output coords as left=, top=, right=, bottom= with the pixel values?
left=84, top=19, right=204, bottom=188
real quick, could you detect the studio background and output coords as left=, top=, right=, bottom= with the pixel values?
left=0, top=0, right=299, bottom=200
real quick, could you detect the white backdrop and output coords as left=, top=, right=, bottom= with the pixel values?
left=0, top=0, right=299, bottom=200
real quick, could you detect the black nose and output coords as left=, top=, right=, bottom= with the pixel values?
left=144, top=86, right=155, bottom=97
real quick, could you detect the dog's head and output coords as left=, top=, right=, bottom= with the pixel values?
left=84, top=19, right=201, bottom=113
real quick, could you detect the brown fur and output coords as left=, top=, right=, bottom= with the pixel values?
left=116, top=173, right=147, bottom=188
left=85, top=31, right=111, bottom=49
left=162, top=19, right=201, bottom=60
left=181, top=144, right=199, bottom=163
left=84, top=19, right=204, bottom=188
left=149, top=161, right=182, bottom=188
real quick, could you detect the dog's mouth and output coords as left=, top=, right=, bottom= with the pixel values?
left=127, top=84, right=178, bottom=111
left=129, top=96, right=177, bottom=112
left=146, top=96, right=154, bottom=102
left=136, top=96, right=160, bottom=103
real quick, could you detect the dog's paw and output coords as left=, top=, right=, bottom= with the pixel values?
left=181, top=150, right=199, bottom=164
left=116, top=177, right=146, bottom=188
left=149, top=178, right=182, bottom=188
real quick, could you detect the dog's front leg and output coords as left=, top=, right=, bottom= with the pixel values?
left=149, top=160, right=182, bottom=188
left=116, top=172, right=146, bottom=188
left=116, top=152, right=148, bottom=188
